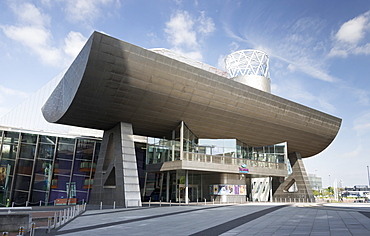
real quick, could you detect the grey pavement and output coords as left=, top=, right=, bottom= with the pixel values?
left=31, top=203, right=370, bottom=236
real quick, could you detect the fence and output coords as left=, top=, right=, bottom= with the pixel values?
left=1, top=203, right=86, bottom=235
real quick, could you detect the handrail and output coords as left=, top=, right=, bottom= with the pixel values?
left=183, top=152, right=286, bottom=170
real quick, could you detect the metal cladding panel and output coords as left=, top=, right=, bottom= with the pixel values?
left=42, top=32, right=342, bottom=158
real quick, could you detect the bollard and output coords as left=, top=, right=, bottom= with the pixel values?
left=47, top=217, right=52, bottom=233
left=213, top=199, right=214, bottom=205
left=18, top=226, right=24, bottom=235
left=63, top=209, right=67, bottom=224
left=113, top=201, right=116, bottom=209
left=12, top=202, right=14, bottom=207
left=196, top=199, right=198, bottom=206
left=39, top=200, right=42, bottom=206
left=30, top=222, right=35, bottom=236
left=170, top=200, right=171, bottom=207
left=26, top=201, right=29, bottom=207
left=53, top=212, right=57, bottom=228
left=160, top=200, right=161, bottom=207
left=179, top=200, right=181, bottom=206
left=149, top=199, right=151, bottom=207
left=67, top=208, right=70, bottom=221
left=100, top=202, right=103, bottom=210
left=204, top=199, right=206, bottom=205
left=58, top=211, right=62, bottom=227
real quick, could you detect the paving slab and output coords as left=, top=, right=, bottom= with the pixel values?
left=17, top=202, right=370, bottom=235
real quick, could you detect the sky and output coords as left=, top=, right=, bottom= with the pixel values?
left=1, top=0, right=370, bottom=188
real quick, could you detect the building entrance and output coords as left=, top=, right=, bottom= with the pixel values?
left=178, top=184, right=198, bottom=203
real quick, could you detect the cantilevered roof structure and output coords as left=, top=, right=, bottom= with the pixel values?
left=42, top=31, right=341, bottom=158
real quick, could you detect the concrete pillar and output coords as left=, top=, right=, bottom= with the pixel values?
left=185, top=170, right=189, bottom=204
left=90, top=122, right=142, bottom=207
left=180, top=121, right=184, bottom=160
left=166, top=172, right=170, bottom=202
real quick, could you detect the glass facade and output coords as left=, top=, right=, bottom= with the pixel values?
left=147, top=122, right=287, bottom=166
left=144, top=121, right=289, bottom=203
left=0, top=129, right=100, bottom=206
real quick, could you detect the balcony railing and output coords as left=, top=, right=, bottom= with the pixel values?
left=183, top=152, right=286, bottom=170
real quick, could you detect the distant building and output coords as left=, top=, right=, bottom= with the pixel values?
left=345, top=185, right=370, bottom=191
left=342, top=185, right=370, bottom=199
left=308, top=174, right=322, bottom=191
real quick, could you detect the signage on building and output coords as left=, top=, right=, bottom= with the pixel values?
left=239, top=163, right=249, bottom=173
left=209, top=184, right=247, bottom=195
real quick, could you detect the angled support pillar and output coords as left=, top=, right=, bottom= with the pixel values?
left=272, top=152, right=315, bottom=202
left=90, top=122, right=142, bottom=207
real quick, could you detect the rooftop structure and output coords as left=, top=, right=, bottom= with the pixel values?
left=225, top=50, right=271, bottom=93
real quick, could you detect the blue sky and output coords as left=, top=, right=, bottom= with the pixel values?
left=1, top=0, right=370, bottom=188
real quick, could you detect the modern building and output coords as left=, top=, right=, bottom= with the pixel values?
left=308, top=174, right=323, bottom=191
left=0, top=31, right=341, bottom=206
left=0, top=126, right=100, bottom=206
left=41, top=31, right=341, bottom=206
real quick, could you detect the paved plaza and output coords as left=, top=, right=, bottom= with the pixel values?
left=25, top=202, right=370, bottom=236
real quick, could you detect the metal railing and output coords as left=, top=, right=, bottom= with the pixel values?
left=183, top=152, right=286, bottom=170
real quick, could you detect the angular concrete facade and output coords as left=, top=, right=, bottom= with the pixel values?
left=89, top=122, right=141, bottom=207
left=42, top=32, right=341, bottom=205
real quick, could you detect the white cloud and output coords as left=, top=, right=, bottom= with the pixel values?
left=64, top=0, right=119, bottom=25
left=164, top=10, right=215, bottom=61
left=63, top=31, right=87, bottom=58
left=165, top=11, right=198, bottom=49
left=0, top=85, right=29, bottom=100
left=336, top=14, right=368, bottom=44
left=330, top=11, right=370, bottom=57
left=11, top=2, right=50, bottom=27
left=1, top=2, right=87, bottom=67
left=1, top=24, right=62, bottom=66
left=197, top=11, right=215, bottom=34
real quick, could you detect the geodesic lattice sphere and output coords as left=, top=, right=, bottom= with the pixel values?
left=225, top=50, right=270, bottom=78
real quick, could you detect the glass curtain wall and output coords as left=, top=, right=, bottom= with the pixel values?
left=13, top=133, right=38, bottom=204
left=147, top=122, right=198, bottom=164
left=31, top=135, right=56, bottom=204
left=0, top=131, right=19, bottom=206
left=146, top=121, right=287, bottom=165
left=0, top=129, right=100, bottom=206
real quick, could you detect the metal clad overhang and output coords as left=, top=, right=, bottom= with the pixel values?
left=42, top=32, right=342, bottom=158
